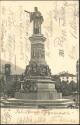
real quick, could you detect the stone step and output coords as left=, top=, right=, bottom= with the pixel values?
left=4, top=98, right=72, bottom=103
left=1, top=105, right=67, bottom=109
left=1, top=101, right=69, bottom=108
left=1, top=101, right=72, bottom=106
left=1, top=98, right=74, bottom=108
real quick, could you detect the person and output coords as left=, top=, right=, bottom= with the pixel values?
left=25, top=7, right=44, bottom=34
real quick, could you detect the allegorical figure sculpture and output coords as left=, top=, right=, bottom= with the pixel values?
left=25, top=7, right=44, bottom=34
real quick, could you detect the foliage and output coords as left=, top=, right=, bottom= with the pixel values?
left=4, top=78, right=20, bottom=97
left=54, top=79, right=77, bottom=96
left=0, top=75, right=5, bottom=94
left=0, top=73, right=78, bottom=97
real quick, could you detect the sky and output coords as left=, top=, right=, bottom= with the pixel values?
left=0, top=1, right=79, bottom=75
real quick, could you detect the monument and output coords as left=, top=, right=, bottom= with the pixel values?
left=15, top=7, right=62, bottom=100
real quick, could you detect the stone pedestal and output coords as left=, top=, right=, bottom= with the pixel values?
left=29, top=34, right=46, bottom=65
left=15, top=76, right=62, bottom=100
left=15, top=33, right=62, bottom=100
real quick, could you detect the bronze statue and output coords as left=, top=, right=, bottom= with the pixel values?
left=24, top=7, right=44, bottom=34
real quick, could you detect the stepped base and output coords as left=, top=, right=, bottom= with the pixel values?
left=15, top=78, right=62, bottom=100
left=1, top=98, right=75, bottom=109
left=15, top=91, right=62, bottom=100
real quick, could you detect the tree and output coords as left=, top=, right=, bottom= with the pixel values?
left=5, top=78, right=17, bottom=97
left=60, top=81, right=69, bottom=96
left=51, top=75, right=62, bottom=92
left=0, top=74, right=5, bottom=96
left=69, top=80, right=77, bottom=92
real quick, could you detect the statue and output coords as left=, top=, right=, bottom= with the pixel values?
left=24, top=7, right=44, bottom=34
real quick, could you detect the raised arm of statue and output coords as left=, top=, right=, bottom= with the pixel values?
left=24, top=7, right=43, bottom=34
left=24, top=10, right=30, bottom=14
left=24, top=10, right=33, bottom=22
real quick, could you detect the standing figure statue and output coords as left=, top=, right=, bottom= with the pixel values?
left=24, top=7, right=44, bottom=34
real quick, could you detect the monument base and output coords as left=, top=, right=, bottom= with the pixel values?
left=15, top=79, right=62, bottom=100
left=15, top=91, right=62, bottom=100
